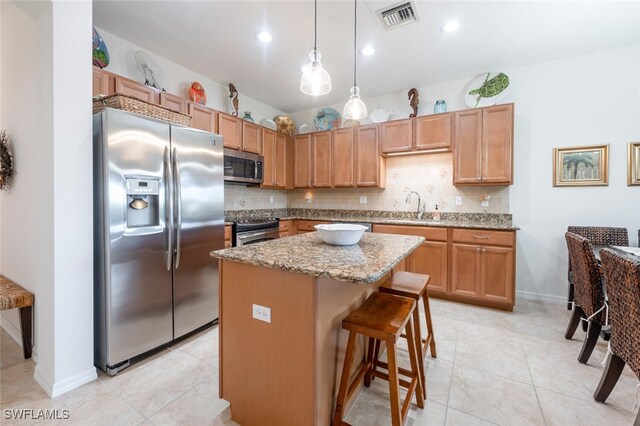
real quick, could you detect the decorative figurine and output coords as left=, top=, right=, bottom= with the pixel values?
left=408, top=88, right=419, bottom=118
left=274, top=115, right=296, bottom=136
left=228, top=83, right=239, bottom=117
left=189, top=82, right=207, bottom=105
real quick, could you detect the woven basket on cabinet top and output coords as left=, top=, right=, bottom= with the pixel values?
left=92, top=93, right=192, bottom=127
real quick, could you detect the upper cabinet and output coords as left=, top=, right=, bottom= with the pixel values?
left=294, top=134, right=312, bottom=188
left=415, top=113, right=452, bottom=151
left=312, top=131, right=332, bottom=188
left=188, top=103, right=217, bottom=133
left=92, top=68, right=114, bottom=97
left=355, top=125, right=385, bottom=187
left=453, top=103, right=513, bottom=185
left=159, top=92, right=187, bottom=114
left=242, top=121, right=262, bottom=154
left=115, top=76, right=157, bottom=103
left=262, top=129, right=289, bottom=189
left=218, top=112, right=242, bottom=150
left=380, top=118, right=413, bottom=154
left=332, top=128, right=355, bottom=187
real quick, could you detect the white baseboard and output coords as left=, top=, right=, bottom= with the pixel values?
left=516, top=290, right=566, bottom=305
left=34, top=365, right=97, bottom=398
left=1, top=313, right=39, bottom=363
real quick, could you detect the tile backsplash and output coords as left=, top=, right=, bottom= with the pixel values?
left=225, top=153, right=509, bottom=214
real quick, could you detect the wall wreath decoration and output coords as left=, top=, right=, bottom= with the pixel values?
left=0, top=131, right=15, bottom=191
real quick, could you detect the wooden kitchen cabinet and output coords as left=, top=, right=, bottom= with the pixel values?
left=294, top=134, right=311, bottom=188
left=372, top=224, right=448, bottom=295
left=242, top=121, right=261, bottom=154
left=380, top=118, right=414, bottom=154
left=312, top=132, right=332, bottom=188
left=218, top=112, right=242, bottom=150
left=224, top=225, right=232, bottom=248
left=188, top=103, right=217, bottom=133
left=451, top=243, right=483, bottom=298
left=159, top=92, right=187, bottom=114
left=279, top=220, right=293, bottom=238
left=415, top=113, right=452, bottom=151
left=92, top=67, right=114, bottom=97
left=275, top=133, right=289, bottom=188
left=295, top=220, right=330, bottom=233
left=115, top=76, right=157, bottom=103
left=453, top=103, right=513, bottom=185
left=355, top=125, right=385, bottom=187
left=262, top=129, right=288, bottom=188
left=332, top=128, right=355, bottom=187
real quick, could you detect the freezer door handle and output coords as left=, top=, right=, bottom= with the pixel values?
left=164, top=146, right=173, bottom=271
left=173, top=147, right=183, bottom=269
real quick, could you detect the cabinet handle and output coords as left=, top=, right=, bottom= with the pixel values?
left=473, top=235, right=490, bottom=239
left=476, top=247, right=481, bottom=252
left=477, top=177, right=482, bottom=180
left=482, top=247, right=486, bottom=253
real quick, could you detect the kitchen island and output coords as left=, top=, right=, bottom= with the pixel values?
left=211, top=232, right=424, bottom=426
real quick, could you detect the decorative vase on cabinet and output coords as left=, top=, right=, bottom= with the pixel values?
left=242, top=111, right=255, bottom=122
left=434, top=100, right=447, bottom=114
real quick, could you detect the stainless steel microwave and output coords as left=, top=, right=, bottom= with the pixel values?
left=223, top=148, right=263, bottom=185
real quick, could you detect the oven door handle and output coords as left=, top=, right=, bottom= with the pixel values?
left=236, top=228, right=280, bottom=243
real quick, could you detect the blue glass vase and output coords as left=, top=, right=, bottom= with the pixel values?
left=434, top=100, right=447, bottom=114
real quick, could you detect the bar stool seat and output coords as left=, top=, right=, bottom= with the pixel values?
left=332, top=292, right=424, bottom=426
left=378, top=271, right=437, bottom=397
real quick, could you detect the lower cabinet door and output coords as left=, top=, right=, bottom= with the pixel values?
left=451, top=243, right=482, bottom=299
left=408, top=241, right=448, bottom=294
left=480, top=245, right=514, bottom=304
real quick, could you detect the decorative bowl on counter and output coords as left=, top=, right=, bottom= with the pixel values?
left=314, top=224, right=367, bottom=246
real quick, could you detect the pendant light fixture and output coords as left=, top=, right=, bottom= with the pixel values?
left=343, top=0, right=367, bottom=120
left=300, top=0, right=332, bottom=96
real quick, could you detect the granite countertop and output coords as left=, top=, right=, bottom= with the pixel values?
left=278, top=215, right=518, bottom=230
left=211, top=232, right=424, bottom=284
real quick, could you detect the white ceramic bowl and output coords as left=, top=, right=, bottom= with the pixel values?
left=314, top=224, right=367, bottom=246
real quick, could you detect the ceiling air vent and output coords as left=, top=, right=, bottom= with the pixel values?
left=376, top=1, right=419, bottom=30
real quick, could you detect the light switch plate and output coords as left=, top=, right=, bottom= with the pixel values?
left=455, top=196, right=463, bottom=206
left=359, top=196, right=367, bottom=204
left=252, top=304, right=271, bottom=323
left=269, top=196, right=274, bottom=204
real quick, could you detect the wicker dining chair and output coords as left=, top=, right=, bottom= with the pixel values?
left=594, top=249, right=640, bottom=426
left=566, top=226, right=629, bottom=310
left=564, top=232, right=607, bottom=364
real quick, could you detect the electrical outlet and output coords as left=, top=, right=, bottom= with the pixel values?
left=359, top=196, right=367, bottom=204
left=455, top=196, right=463, bottom=206
left=269, top=196, right=274, bottom=204
left=252, top=304, right=271, bottom=323
left=482, top=199, right=490, bottom=207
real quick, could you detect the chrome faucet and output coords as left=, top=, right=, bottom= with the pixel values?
left=405, top=191, right=426, bottom=220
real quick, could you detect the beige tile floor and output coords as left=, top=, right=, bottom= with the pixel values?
left=1, top=298, right=639, bottom=425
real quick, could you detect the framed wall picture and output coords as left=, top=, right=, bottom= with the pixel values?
left=553, top=144, right=609, bottom=187
left=629, top=141, right=640, bottom=186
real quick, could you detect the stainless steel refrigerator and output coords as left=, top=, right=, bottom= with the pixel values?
left=93, top=108, right=224, bottom=375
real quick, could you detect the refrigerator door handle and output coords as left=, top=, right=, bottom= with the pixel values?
left=173, top=147, right=183, bottom=269
left=164, top=146, right=173, bottom=271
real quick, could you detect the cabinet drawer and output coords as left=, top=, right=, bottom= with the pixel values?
left=224, top=225, right=232, bottom=241
left=372, top=224, right=447, bottom=242
left=452, top=229, right=514, bottom=247
left=279, top=220, right=292, bottom=232
left=296, top=220, right=330, bottom=232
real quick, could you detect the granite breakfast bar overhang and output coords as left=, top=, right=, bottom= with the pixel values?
left=211, top=232, right=424, bottom=426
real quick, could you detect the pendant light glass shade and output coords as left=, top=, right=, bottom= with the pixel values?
left=343, top=0, right=367, bottom=120
left=343, top=86, right=367, bottom=120
left=300, top=49, right=332, bottom=96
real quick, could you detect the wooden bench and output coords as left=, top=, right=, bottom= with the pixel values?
left=0, top=275, right=34, bottom=359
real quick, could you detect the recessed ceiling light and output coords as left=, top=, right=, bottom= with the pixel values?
left=441, top=20, right=461, bottom=33
left=256, top=31, right=273, bottom=43
left=359, top=46, right=375, bottom=56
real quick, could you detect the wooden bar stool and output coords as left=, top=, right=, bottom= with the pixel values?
left=378, top=271, right=437, bottom=396
left=332, top=292, right=424, bottom=426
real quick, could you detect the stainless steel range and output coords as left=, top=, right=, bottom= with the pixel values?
left=233, top=218, right=280, bottom=247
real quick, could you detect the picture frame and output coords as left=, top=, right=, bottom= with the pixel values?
left=553, top=144, right=609, bottom=187
left=629, top=141, right=640, bottom=186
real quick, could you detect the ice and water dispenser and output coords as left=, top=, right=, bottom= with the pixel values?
left=125, top=177, right=160, bottom=229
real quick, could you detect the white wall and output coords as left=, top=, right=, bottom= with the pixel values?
left=1, top=0, right=96, bottom=397
left=293, top=44, right=640, bottom=301
left=95, top=27, right=285, bottom=124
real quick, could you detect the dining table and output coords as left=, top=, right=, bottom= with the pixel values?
left=592, top=245, right=640, bottom=262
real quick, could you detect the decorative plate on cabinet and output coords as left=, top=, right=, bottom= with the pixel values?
left=369, top=108, right=391, bottom=123
left=465, top=72, right=510, bottom=108
left=260, top=118, right=277, bottom=130
left=92, top=27, right=110, bottom=69
left=314, top=108, right=342, bottom=131
left=135, top=51, right=168, bottom=91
